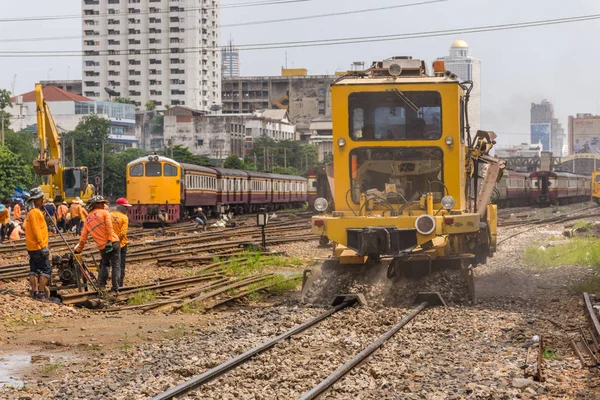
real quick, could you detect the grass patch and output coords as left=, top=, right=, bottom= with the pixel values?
left=127, top=290, right=157, bottom=305
left=523, top=238, right=600, bottom=268
left=241, top=274, right=302, bottom=301
left=542, top=348, right=558, bottom=359
left=0, top=312, right=44, bottom=327
left=117, top=333, right=132, bottom=353
left=571, top=275, right=600, bottom=293
left=39, top=362, right=62, bottom=375
left=574, top=220, right=594, bottom=231
left=164, top=325, right=186, bottom=339
left=222, top=252, right=305, bottom=277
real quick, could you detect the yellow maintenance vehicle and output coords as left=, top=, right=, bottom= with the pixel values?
left=33, top=84, right=94, bottom=203
left=311, top=57, right=504, bottom=300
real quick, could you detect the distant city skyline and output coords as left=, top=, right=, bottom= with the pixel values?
left=1, top=0, right=600, bottom=148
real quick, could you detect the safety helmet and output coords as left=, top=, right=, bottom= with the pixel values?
left=198, top=207, right=203, bottom=212
left=85, top=195, right=109, bottom=211
left=28, top=187, right=44, bottom=201
left=116, top=198, right=132, bottom=207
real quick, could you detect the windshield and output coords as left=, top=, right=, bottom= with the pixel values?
left=350, top=147, right=444, bottom=204
left=349, top=91, right=442, bottom=141
left=596, top=175, right=600, bottom=183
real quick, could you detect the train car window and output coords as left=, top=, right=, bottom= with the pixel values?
left=349, top=91, right=442, bottom=141
left=145, top=162, right=162, bottom=176
left=164, top=164, right=178, bottom=176
left=348, top=147, right=444, bottom=204
left=129, top=163, right=143, bottom=177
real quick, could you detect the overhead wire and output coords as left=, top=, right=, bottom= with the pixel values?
left=0, top=0, right=312, bottom=23
left=0, top=0, right=444, bottom=44
left=0, top=13, right=599, bottom=57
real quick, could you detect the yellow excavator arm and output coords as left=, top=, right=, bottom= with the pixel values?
left=33, top=84, right=61, bottom=175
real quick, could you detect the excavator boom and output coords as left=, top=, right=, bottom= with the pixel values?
left=33, top=84, right=61, bottom=175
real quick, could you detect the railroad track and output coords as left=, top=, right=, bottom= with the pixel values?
left=150, top=293, right=445, bottom=400
left=0, top=219, right=315, bottom=281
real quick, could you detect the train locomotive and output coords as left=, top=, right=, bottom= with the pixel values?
left=126, top=155, right=307, bottom=224
left=310, top=56, right=504, bottom=301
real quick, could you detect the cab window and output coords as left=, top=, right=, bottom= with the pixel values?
left=145, top=162, right=162, bottom=176
left=349, top=91, right=442, bottom=141
left=130, top=163, right=143, bottom=177
left=164, top=163, right=178, bottom=177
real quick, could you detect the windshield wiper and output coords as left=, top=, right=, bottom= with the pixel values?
left=392, top=88, right=419, bottom=113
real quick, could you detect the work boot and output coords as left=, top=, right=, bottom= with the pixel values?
left=97, top=287, right=108, bottom=299
left=106, top=291, right=119, bottom=302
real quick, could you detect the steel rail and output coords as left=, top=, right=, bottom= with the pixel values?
left=151, top=299, right=359, bottom=400
left=299, top=301, right=429, bottom=400
left=583, top=292, right=600, bottom=341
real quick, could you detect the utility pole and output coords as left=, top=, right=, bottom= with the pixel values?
left=100, top=141, right=105, bottom=196
left=263, top=148, right=267, bottom=171
left=284, top=147, right=287, bottom=169
left=1, top=117, right=4, bottom=146
left=71, top=137, right=75, bottom=167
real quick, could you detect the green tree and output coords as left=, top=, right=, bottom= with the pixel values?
left=113, top=97, right=136, bottom=105
left=103, top=148, right=147, bottom=197
left=150, top=114, right=163, bottom=134
left=4, top=130, right=37, bottom=165
left=223, top=154, right=244, bottom=169
left=0, top=146, right=32, bottom=199
left=145, top=101, right=156, bottom=112
left=163, top=145, right=209, bottom=166
left=0, top=88, right=12, bottom=130
left=249, top=136, right=319, bottom=174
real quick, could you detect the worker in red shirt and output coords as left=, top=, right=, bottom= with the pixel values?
left=74, top=195, right=121, bottom=296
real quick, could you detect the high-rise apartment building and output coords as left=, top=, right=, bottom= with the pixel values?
left=530, top=100, right=553, bottom=152
left=440, top=40, right=481, bottom=133
left=222, top=40, right=240, bottom=78
left=82, top=0, right=221, bottom=111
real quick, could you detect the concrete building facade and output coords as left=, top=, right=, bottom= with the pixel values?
left=39, top=80, right=83, bottom=96
left=440, top=40, right=481, bottom=133
left=221, top=69, right=335, bottom=137
left=308, top=115, right=332, bottom=162
left=162, top=107, right=295, bottom=162
left=10, top=86, right=137, bottom=150
left=81, top=0, right=221, bottom=111
left=568, top=113, right=600, bottom=154
left=530, top=99, right=565, bottom=155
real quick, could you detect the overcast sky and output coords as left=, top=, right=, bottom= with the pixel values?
left=1, top=0, right=599, bottom=147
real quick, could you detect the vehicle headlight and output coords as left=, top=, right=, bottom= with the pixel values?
left=338, top=138, right=346, bottom=148
left=314, top=197, right=328, bottom=212
left=415, top=214, right=436, bottom=235
left=441, top=195, right=455, bottom=210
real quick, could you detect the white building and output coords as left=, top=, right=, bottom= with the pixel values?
left=10, top=86, right=137, bottom=149
left=440, top=39, right=481, bottom=133
left=82, top=0, right=221, bottom=111
left=308, top=115, right=332, bottom=162
left=494, top=143, right=542, bottom=159
left=221, top=40, right=240, bottom=78
left=162, top=107, right=295, bottom=162
left=244, top=110, right=295, bottom=141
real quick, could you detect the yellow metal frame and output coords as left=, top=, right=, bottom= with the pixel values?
left=313, top=76, right=495, bottom=263
left=592, top=171, right=600, bottom=203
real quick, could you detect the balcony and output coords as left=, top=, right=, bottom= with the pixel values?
left=84, top=81, right=100, bottom=87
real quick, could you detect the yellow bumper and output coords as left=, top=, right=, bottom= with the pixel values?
left=312, top=213, right=481, bottom=248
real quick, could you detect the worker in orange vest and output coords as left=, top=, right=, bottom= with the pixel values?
left=13, top=200, right=22, bottom=221
left=112, top=198, right=131, bottom=286
left=56, top=201, right=68, bottom=232
left=24, top=187, right=51, bottom=301
left=69, top=197, right=84, bottom=235
left=0, top=203, right=9, bottom=242
left=74, top=195, right=121, bottom=296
